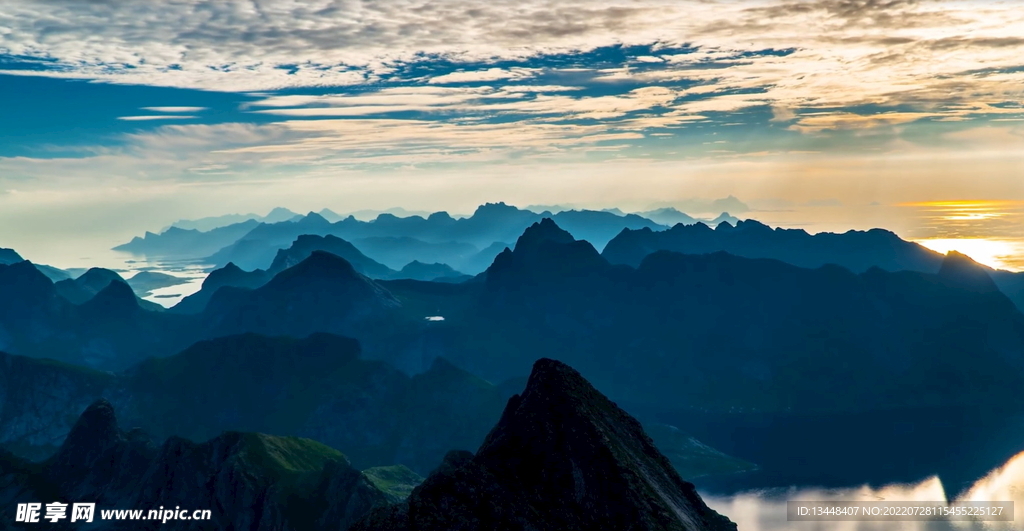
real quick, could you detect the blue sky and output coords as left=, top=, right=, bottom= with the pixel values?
left=0, top=0, right=1023, bottom=262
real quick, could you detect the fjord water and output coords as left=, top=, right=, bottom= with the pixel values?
left=671, top=406, right=1024, bottom=530
left=10, top=234, right=210, bottom=307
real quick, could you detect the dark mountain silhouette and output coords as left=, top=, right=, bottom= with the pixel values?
left=602, top=218, right=1024, bottom=311
left=603, top=219, right=943, bottom=273
left=353, top=358, right=736, bottom=531
left=169, top=262, right=270, bottom=314
left=388, top=219, right=1024, bottom=414
left=0, top=261, right=195, bottom=370
left=54, top=267, right=126, bottom=304
left=0, top=399, right=398, bottom=531
left=938, top=251, right=1002, bottom=293
left=393, top=261, right=469, bottom=282
left=113, top=219, right=260, bottom=258
left=1, top=333, right=752, bottom=483
left=0, top=248, right=68, bottom=281
left=202, top=251, right=402, bottom=342
left=54, top=268, right=166, bottom=312
left=266, top=234, right=394, bottom=278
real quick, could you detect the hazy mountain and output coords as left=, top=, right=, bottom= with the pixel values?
left=166, top=207, right=301, bottom=232
left=266, top=234, right=395, bottom=278
left=706, top=212, right=740, bottom=226
left=318, top=207, right=345, bottom=222
left=549, top=209, right=666, bottom=250
left=113, top=219, right=260, bottom=258
left=452, top=241, right=511, bottom=275
left=351, top=237, right=478, bottom=270
left=393, top=261, right=469, bottom=282
left=122, top=203, right=675, bottom=269
left=634, top=207, right=698, bottom=226
left=0, top=400, right=398, bottom=531
left=205, top=212, right=335, bottom=269
left=346, top=207, right=436, bottom=220
left=353, top=358, right=736, bottom=531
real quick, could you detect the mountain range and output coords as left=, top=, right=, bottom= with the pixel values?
left=0, top=357, right=736, bottom=531
left=9, top=218, right=1024, bottom=416
left=603, top=218, right=1024, bottom=312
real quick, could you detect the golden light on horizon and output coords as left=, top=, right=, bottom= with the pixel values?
left=915, top=238, right=1024, bottom=272
left=900, top=200, right=1024, bottom=271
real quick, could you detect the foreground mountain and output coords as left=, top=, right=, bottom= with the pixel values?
left=0, top=400, right=398, bottom=530
left=353, top=358, right=736, bottom=531
left=1, top=333, right=754, bottom=484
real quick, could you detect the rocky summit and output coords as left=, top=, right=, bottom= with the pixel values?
left=353, top=358, right=736, bottom=531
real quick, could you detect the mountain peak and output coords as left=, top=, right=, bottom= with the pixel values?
left=0, top=247, right=24, bottom=265
left=353, top=358, right=736, bottom=531
left=938, top=251, right=1000, bottom=293
left=59, top=399, right=123, bottom=457
left=281, top=250, right=358, bottom=278
left=513, top=218, right=575, bottom=251
left=474, top=357, right=735, bottom=530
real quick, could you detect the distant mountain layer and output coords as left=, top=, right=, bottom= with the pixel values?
left=113, top=219, right=260, bottom=258
left=166, top=206, right=301, bottom=232
left=115, top=203, right=668, bottom=267
left=353, top=358, right=736, bottom=531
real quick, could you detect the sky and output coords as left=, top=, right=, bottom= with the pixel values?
left=0, top=0, right=1022, bottom=268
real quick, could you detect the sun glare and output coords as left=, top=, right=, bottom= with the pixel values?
left=916, top=238, right=1024, bottom=271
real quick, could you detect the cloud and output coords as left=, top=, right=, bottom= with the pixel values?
left=141, top=106, right=207, bottom=113
left=118, top=115, right=198, bottom=121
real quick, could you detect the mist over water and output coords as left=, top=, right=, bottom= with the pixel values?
left=702, top=450, right=1024, bottom=531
